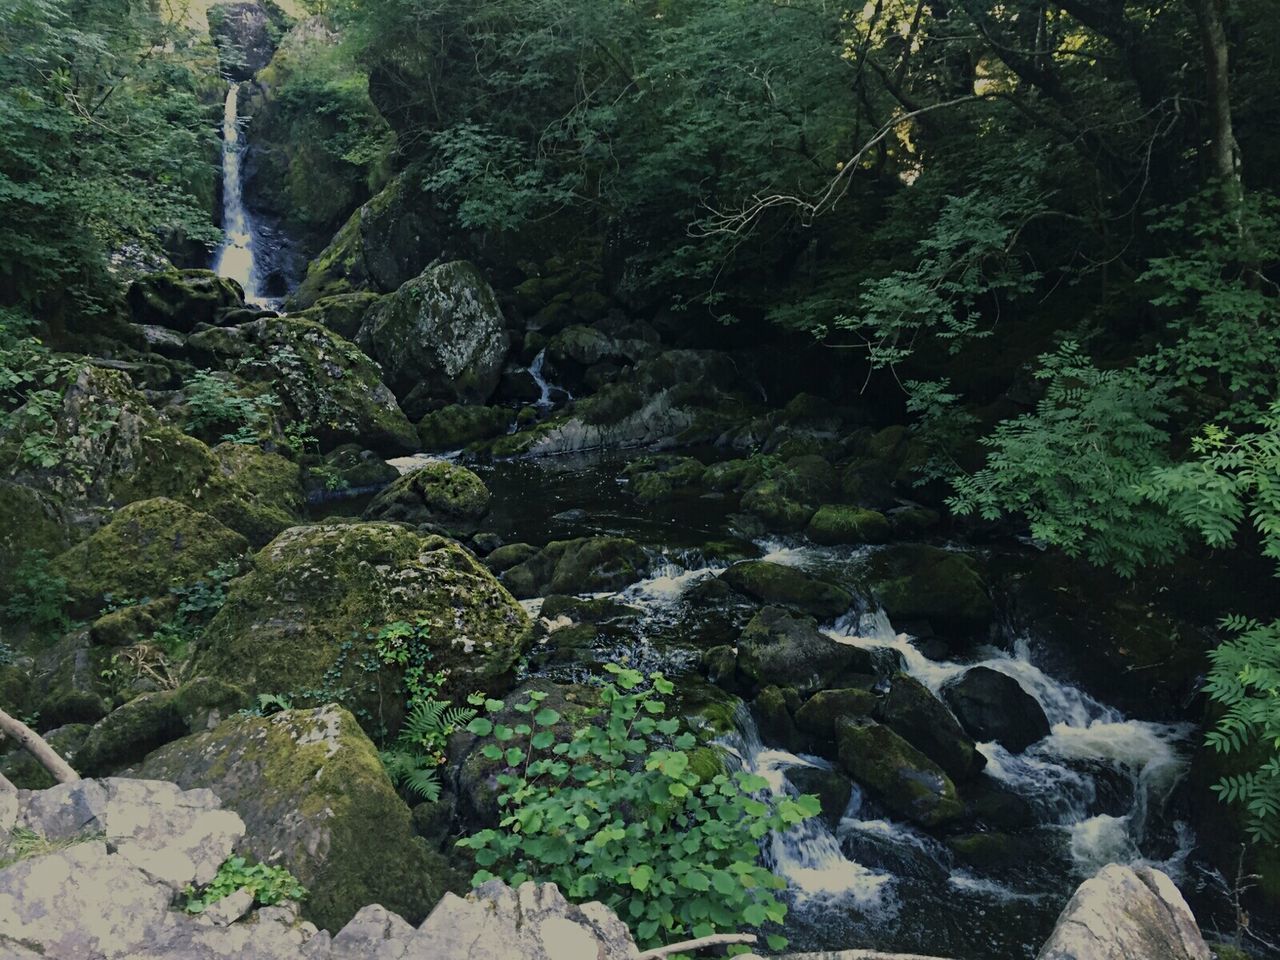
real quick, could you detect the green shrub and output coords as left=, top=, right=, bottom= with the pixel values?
left=458, top=664, right=818, bottom=950
left=181, top=371, right=278, bottom=443
left=182, top=856, right=307, bottom=914
left=1, top=550, right=70, bottom=633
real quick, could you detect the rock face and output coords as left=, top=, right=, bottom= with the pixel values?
left=943, top=666, right=1052, bottom=753
left=363, top=460, right=491, bottom=536
left=133, top=705, right=454, bottom=933
left=187, top=317, right=419, bottom=455
left=208, top=1, right=277, bottom=79
left=358, top=261, right=509, bottom=410
left=737, top=607, right=865, bottom=697
left=1036, top=863, right=1211, bottom=960
left=194, top=523, right=530, bottom=719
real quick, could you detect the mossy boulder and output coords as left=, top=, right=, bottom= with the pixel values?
left=418, top=404, right=512, bottom=451
left=0, top=481, right=68, bottom=599
left=363, top=461, right=491, bottom=535
left=75, top=691, right=187, bottom=775
left=126, top=269, right=244, bottom=332
left=703, top=458, right=769, bottom=493
left=806, top=506, right=892, bottom=546
left=720, top=560, right=854, bottom=620
left=89, top=597, right=175, bottom=647
left=484, top=542, right=539, bottom=574
left=308, top=444, right=399, bottom=496
left=866, top=545, right=995, bottom=636
left=794, top=687, right=879, bottom=742
left=132, top=704, right=458, bottom=931
left=739, top=478, right=815, bottom=532
left=622, top=455, right=707, bottom=504
left=875, top=673, right=984, bottom=782
left=835, top=716, right=964, bottom=827
left=0, top=723, right=91, bottom=790
left=737, top=607, right=866, bottom=697
left=499, top=537, right=650, bottom=599
left=194, top=523, right=529, bottom=724
left=753, top=685, right=802, bottom=752
left=292, top=292, right=384, bottom=341
left=786, top=765, right=854, bottom=829
left=212, top=442, right=303, bottom=544
left=187, top=316, right=418, bottom=455
left=50, top=498, right=250, bottom=614
left=357, top=261, right=510, bottom=410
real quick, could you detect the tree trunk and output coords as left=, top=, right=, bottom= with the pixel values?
left=1188, top=0, right=1242, bottom=197
left=0, top=707, right=80, bottom=784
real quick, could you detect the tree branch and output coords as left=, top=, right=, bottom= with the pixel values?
left=0, top=707, right=80, bottom=784
left=635, top=932, right=758, bottom=960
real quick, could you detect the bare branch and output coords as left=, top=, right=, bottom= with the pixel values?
left=0, top=707, right=80, bottom=785
left=635, top=932, right=758, bottom=960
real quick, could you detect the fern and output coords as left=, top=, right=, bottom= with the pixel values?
left=380, top=698, right=476, bottom=803
left=379, top=749, right=443, bottom=803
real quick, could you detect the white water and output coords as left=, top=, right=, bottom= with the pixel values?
left=211, top=84, right=262, bottom=303
left=529, top=349, right=571, bottom=409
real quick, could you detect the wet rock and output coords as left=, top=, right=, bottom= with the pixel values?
left=739, top=478, right=816, bottom=532
left=418, top=404, right=512, bottom=451
left=193, top=523, right=530, bottom=723
left=133, top=705, right=455, bottom=932
left=362, top=461, right=491, bottom=536
left=292, top=291, right=384, bottom=340
left=703, top=457, right=769, bottom=493
left=721, top=560, right=854, bottom=620
left=835, top=716, right=964, bottom=827
left=622, top=454, right=706, bottom=503
left=50, top=498, right=249, bottom=615
left=484, top=541, right=539, bottom=574
left=786, top=765, right=854, bottom=829
left=1037, top=863, right=1211, bottom=960
left=866, top=545, right=995, bottom=638
left=126, top=269, right=244, bottom=332
left=308, top=445, right=399, bottom=496
left=543, top=324, right=658, bottom=391
left=538, top=595, right=643, bottom=624
left=737, top=607, right=865, bottom=697
left=806, top=505, right=892, bottom=545
left=358, top=261, right=509, bottom=409
left=207, top=1, right=277, bottom=79
left=499, top=536, right=650, bottom=599
left=701, top=645, right=741, bottom=692
left=754, top=685, right=803, bottom=752
left=211, top=443, right=305, bottom=546
left=943, top=666, right=1051, bottom=753
left=876, top=673, right=984, bottom=782
left=794, top=686, right=879, bottom=742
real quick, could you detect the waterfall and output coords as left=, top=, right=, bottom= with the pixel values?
left=211, top=83, right=261, bottom=302
left=528, top=349, right=570, bottom=409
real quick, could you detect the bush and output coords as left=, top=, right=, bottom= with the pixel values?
left=182, top=856, right=306, bottom=914
left=458, top=664, right=818, bottom=950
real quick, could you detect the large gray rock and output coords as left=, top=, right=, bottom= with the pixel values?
left=358, top=261, right=509, bottom=409
left=1036, top=863, right=1211, bottom=960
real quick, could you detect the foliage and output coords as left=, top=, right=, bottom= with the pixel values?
left=0, top=549, right=70, bottom=633
left=458, top=664, right=817, bottom=949
left=182, top=856, right=307, bottom=914
left=181, top=371, right=279, bottom=443
left=949, top=342, right=1183, bottom=574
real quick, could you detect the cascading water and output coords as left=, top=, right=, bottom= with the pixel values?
left=211, top=83, right=262, bottom=302
left=529, top=349, right=570, bottom=409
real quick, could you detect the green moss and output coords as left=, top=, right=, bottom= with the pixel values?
left=806, top=505, right=892, bottom=545
left=835, top=716, right=963, bottom=827
left=51, top=498, right=249, bottom=614
left=721, top=560, right=854, bottom=620
left=867, top=545, right=995, bottom=633
left=0, top=482, right=70, bottom=597
left=75, top=691, right=186, bottom=775
left=293, top=292, right=384, bottom=340
left=500, top=537, right=649, bottom=599
left=794, top=687, right=878, bottom=739
left=418, top=404, right=512, bottom=452
left=363, top=460, right=491, bottom=534
left=740, top=478, right=815, bottom=532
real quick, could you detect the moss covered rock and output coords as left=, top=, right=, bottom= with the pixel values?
left=195, top=523, right=529, bottom=723
left=212, top=442, right=303, bottom=542
left=622, top=455, right=707, bottom=504
left=132, top=704, right=458, bottom=931
left=75, top=691, right=187, bottom=775
left=498, top=537, right=650, bottom=599
left=51, top=498, right=249, bottom=613
left=739, top=478, right=815, bottom=532
left=876, top=673, right=984, bottom=782
left=292, top=292, right=384, bottom=341
left=720, top=560, right=854, bottom=620
left=794, top=687, right=879, bottom=741
left=363, top=461, right=491, bottom=536
left=357, top=261, right=510, bottom=410
left=126, top=269, right=244, bottom=332
left=737, top=607, right=865, bottom=697
left=0, top=481, right=69, bottom=599
left=418, top=404, right=512, bottom=452
left=187, top=316, right=418, bottom=455
left=806, top=505, right=892, bottom=546
left=866, top=545, right=995, bottom=636
left=835, top=716, right=964, bottom=827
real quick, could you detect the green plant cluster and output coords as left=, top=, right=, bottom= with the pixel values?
left=181, top=371, right=280, bottom=445
left=181, top=856, right=307, bottom=915
left=0, top=550, right=70, bottom=635
left=458, top=664, right=818, bottom=950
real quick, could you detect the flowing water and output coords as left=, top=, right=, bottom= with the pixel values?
left=211, top=83, right=265, bottom=304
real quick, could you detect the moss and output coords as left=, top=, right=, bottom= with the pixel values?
left=622, top=455, right=707, bottom=504
left=292, top=292, right=384, bottom=340
left=89, top=598, right=174, bottom=647
left=0, top=482, right=70, bottom=597
left=794, top=687, right=879, bottom=739
left=484, top=542, right=539, bottom=574
left=835, top=716, right=964, bottom=827
left=703, top=458, right=768, bottom=493
left=172, top=676, right=251, bottom=731
left=363, top=460, right=491, bottom=535
left=500, top=537, right=649, bottom=599
left=0, top=723, right=90, bottom=790
left=867, top=545, right=995, bottom=634
left=418, top=404, right=512, bottom=452
left=194, top=523, right=530, bottom=728
left=75, top=691, right=186, bottom=775
left=687, top=745, right=728, bottom=783
left=740, top=478, right=815, bottom=532
left=721, top=560, right=854, bottom=620
left=51, top=498, right=249, bottom=614
left=806, top=505, right=892, bottom=545
left=126, top=269, right=244, bottom=332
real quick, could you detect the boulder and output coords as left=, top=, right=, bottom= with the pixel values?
left=50, top=498, right=249, bottom=613
left=126, top=270, right=244, bottom=332
left=543, top=324, right=658, bottom=391
left=721, top=560, right=854, bottom=620
left=207, top=1, right=277, bottom=80
left=866, top=545, right=995, bottom=637
left=622, top=455, right=706, bottom=503
left=753, top=685, right=803, bottom=752
left=875, top=673, right=984, bottom=781
left=362, top=461, right=491, bottom=536
left=737, top=607, right=866, bottom=697
left=835, top=716, right=964, bottom=827
left=794, top=686, right=879, bottom=742
left=292, top=291, right=384, bottom=340
left=133, top=705, right=456, bottom=933
left=74, top=692, right=187, bottom=775
left=786, top=765, right=854, bottom=829
left=187, top=317, right=418, bottom=455
left=499, top=537, right=650, bottom=599
left=418, top=404, right=512, bottom=451
left=739, top=478, right=816, bottom=532
left=943, top=666, right=1052, bottom=752
left=194, top=523, right=529, bottom=721
left=211, top=443, right=304, bottom=546
left=307, top=444, right=399, bottom=497
left=0, top=481, right=68, bottom=599
left=1037, top=863, right=1211, bottom=960
left=806, top=505, right=892, bottom=545
left=357, top=261, right=509, bottom=409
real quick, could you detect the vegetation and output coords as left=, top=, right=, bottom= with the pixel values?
left=458, top=665, right=818, bottom=949
left=182, top=856, right=307, bottom=914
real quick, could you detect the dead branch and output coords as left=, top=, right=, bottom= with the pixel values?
left=0, top=707, right=80, bottom=784
left=635, top=932, right=758, bottom=960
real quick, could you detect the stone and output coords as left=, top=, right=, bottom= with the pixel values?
left=866, top=545, right=995, bottom=637
left=126, top=270, right=244, bottom=332
left=362, top=461, right=491, bottom=536
left=207, top=2, right=277, bottom=80
left=806, top=505, right=892, bottom=546
left=212, top=442, right=305, bottom=545
left=740, top=478, right=816, bottom=532
left=875, top=673, right=984, bottom=781
left=835, top=716, right=964, bottom=827
left=754, top=685, right=803, bottom=752
left=622, top=455, right=707, bottom=503
left=737, top=607, right=866, bottom=697
left=1036, top=863, right=1211, bottom=960
left=50, top=498, right=249, bottom=614
left=358, top=261, right=509, bottom=407
left=0, top=481, right=68, bottom=598
left=293, top=292, right=384, bottom=341
left=193, top=523, right=530, bottom=723
left=133, top=705, right=455, bottom=933
left=786, top=765, right=854, bottom=829
left=499, top=537, right=650, bottom=599
left=943, top=666, right=1052, bottom=753
left=74, top=692, right=188, bottom=776
left=418, top=404, right=512, bottom=451
left=309, top=445, right=400, bottom=496
left=794, top=687, right=879, bottom=742
left=201, top=886, right=255, bottom=926
left=721, top=560, right=855, bottom=620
